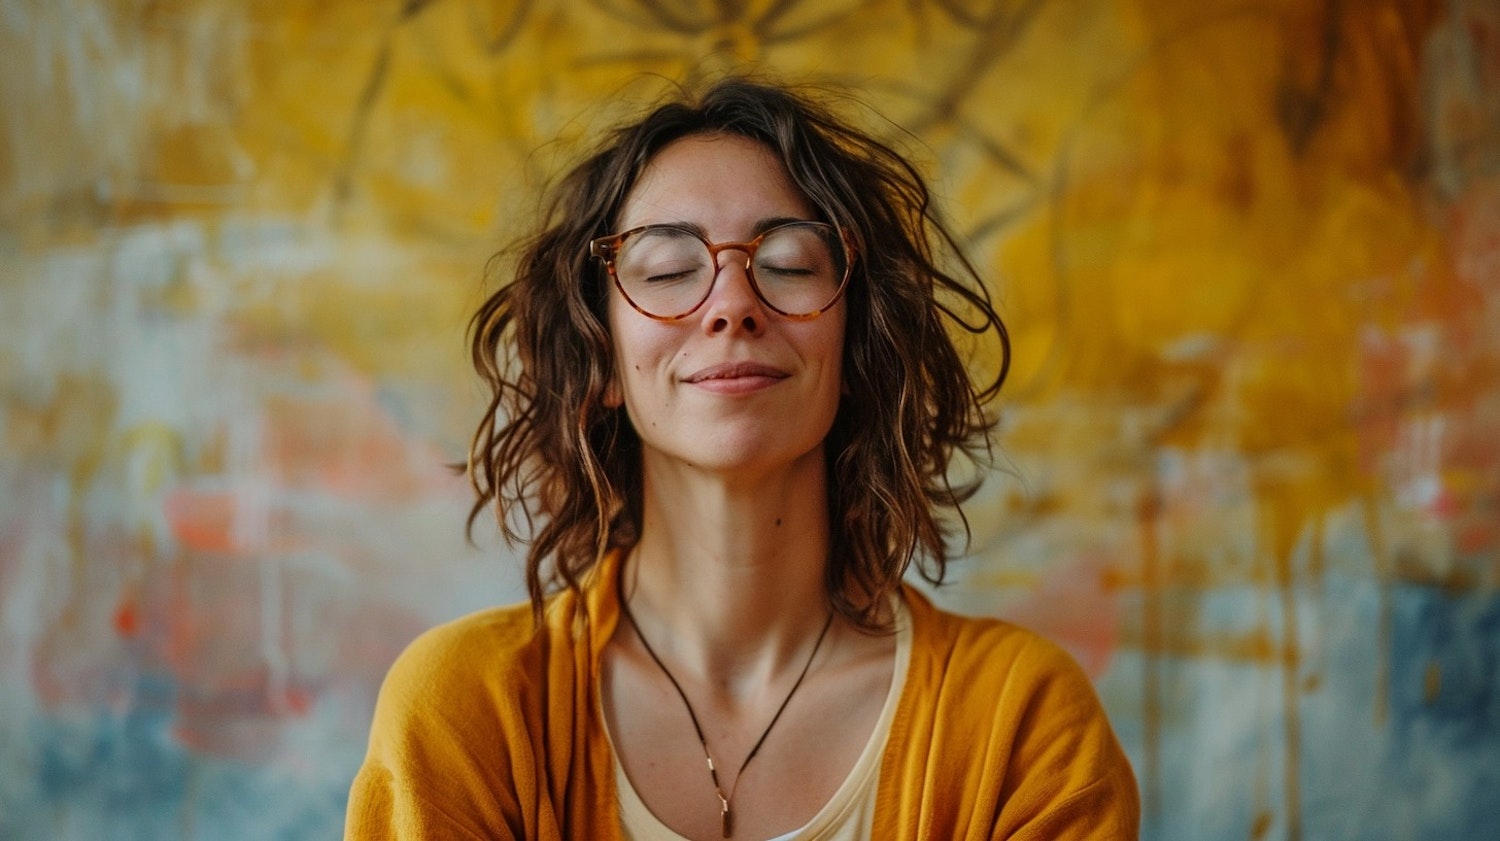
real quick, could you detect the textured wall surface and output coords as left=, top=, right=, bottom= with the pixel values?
left=1, top=1, right=1497, bottom=839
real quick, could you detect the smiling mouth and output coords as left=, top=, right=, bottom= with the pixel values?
left=683, top=362, right=790, bottom=384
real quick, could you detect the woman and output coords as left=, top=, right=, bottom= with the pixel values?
left=346, top=77, right=1138, bottom=840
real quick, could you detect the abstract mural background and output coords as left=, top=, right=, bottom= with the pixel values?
left=2, top=0, right=1497, bottom=838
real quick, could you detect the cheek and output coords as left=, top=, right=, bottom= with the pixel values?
left=606, top=296, right=639, bottom=376
left=606, top=312, right=675, bottom=400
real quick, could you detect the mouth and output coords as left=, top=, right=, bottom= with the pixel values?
left=683, top=362, right=790, bottom=386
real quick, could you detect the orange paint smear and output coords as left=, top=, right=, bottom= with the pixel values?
left=163, top=490, right=239, bottom=553
left=112, top=599, right=141, bottom=638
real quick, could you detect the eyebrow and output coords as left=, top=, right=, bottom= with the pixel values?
left=636, top=216, right=818, bottom=239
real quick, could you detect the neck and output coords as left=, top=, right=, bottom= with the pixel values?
left=624, top=446, right=833, bottom=694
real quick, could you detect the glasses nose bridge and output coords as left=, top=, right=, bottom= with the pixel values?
left=705, top=237, right=756, bottom=277
left=696, top=236, right=768, bottom=323
left=702, top=237, right=762, bottom=310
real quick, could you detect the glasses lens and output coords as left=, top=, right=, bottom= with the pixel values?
left=750, top=223, right=846, bottom=315
left=614, top=227, right=716, bottom=318
left=612, top=223, right=848, bottom=318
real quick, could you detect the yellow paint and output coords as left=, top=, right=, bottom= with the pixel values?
left=2, top=0, right=1472, bottom=582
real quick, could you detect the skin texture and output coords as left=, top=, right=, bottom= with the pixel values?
left=600, top=133, right=894, bottom=841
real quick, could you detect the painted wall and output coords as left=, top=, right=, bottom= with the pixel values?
left=1, top=1, right=1496, bottom=838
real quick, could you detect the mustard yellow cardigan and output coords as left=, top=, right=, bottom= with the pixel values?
left=346, top=552, right=1139, bottom=840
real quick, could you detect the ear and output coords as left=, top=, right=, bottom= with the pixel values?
left=603, top=377, right=623, bottom=408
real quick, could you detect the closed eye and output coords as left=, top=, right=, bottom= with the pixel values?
left=645, top=269, right=698, bottom=283
left=758, top=264, right=818, bottom=277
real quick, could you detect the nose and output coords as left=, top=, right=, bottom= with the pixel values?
left=699, top=249, right=766, bottom=336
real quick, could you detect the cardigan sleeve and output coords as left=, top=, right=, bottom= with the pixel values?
left=984, top=633, right=1139, bottom=840
left=878, top=592, right=1139, bottom=840
left=344, top=607, right=539, bottom=841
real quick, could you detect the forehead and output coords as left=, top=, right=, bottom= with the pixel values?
left=616, top=133, right=817, bottom=232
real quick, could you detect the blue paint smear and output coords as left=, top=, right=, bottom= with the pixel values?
left=1110, top=575, right=1500, bottom=841
left=35, top=676, right=187, bottom=811
left=1389, top=585, right=1500, bottom=740
left=1374, top=585, right=1500, bottom=839
left=1, top=668, right=358, bottom=841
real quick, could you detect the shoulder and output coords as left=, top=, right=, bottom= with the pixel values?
left=387, top=601, right=540, bottom=677
left=375, top=602, right=535, bottom=709
left=900, top=587, right=1136, bottom=777
left=886, top=589, right=1139, bottom=837
left=373, top=592, right=589, bottom=725
left=902, top=587, right=1091, bottom=699
left=349, top=595, right=592, bottom=838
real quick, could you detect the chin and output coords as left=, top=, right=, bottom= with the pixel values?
left=655, top=434, right=828, bottom=478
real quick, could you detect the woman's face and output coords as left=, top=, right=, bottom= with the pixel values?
left=606, top=133, right=847, bottom=480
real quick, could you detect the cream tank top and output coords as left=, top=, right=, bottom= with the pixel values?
left=607, top=599, right=913, bottom=841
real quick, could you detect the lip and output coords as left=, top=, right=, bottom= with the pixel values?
left=683, top=361, right=790, bottom=393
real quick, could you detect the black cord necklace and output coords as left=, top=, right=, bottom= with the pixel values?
left=619, top=595, right=835, bottom=839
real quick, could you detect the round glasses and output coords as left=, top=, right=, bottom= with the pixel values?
left=589, top=221, right=854, bottom=321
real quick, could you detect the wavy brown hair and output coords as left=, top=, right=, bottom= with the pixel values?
left=467, top=76, right=1009, bottom=629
